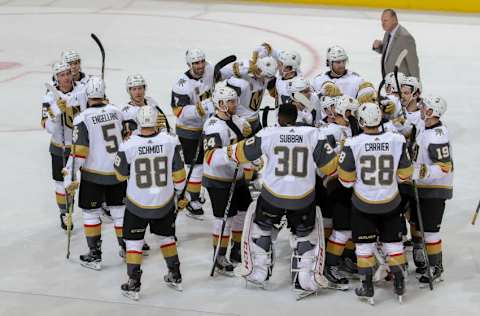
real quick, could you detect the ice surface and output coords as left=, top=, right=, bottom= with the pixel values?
left=0, top=1, right=479, bottom=315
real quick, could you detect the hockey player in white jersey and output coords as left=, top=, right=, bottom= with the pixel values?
left=122, top=74, right=169, bottom=138
left=287, top=76, right=323, bottom=126
left=202, top=84, right=253, bottom=273
left=41, top=62, right=87, bottom=230
left=114, top=106, right=187, bottom=300
left=409, top=96, right=453, bottom=284
left=61, top=50, right=90, bottom=86
left=400, top=76, right=423, bottom=132
left=223, top=54, right=278, bottom=132
left=63, top=77, right=126, bottom=270
left=320, top=95, right=360, bottom=288
left=312, top=45, right=364, bottom=98
left=171, top=48, right=215, bottom=218
left=226, top=103, right=338, bottom=297
left=337, top=103, right=413, bottom=304
left=272, top=50, right=302, bottom=105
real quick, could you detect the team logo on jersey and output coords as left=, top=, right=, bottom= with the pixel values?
left=435, top=128, right=444, bottom=136
left=178, top=78, right=186, bottom=86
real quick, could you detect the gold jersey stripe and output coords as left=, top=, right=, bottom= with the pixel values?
left=127, top=193, right=174, bottom=209
left=173, top=169, right=186, bottom=183
left=320, top=156, right=338, bottom=177
left=114, top=169, right=129, bottom=182
left=397, top=165, right=413, bottom=180
left=176, top=124, right=202, bottom=132
left=338, top=167, right=356, bottom=182
left=263, top=183, right=314, bottom=200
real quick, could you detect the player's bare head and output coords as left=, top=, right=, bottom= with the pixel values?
left=326, top=46, right=348, bottom=75
left=381, top=9, right=398, bottom=32
left=357, top=102, right=382, bottom=132
left=186, top=48, right=206, bottom=77
left=278, top=102, right=298, bottom=126
left=52, top=61, right=72, bottom=87
left=61, top=50, right=81, bottom=75
left=213, top=84, right=238, bottom=117
left=126, top=74, right=146, bottom=103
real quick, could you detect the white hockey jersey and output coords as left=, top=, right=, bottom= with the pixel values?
left=312, top=70, right=364, bottom=98
left=338, top=131, right=413, bottom=214
left=412, top=122, right=453, bottom=199
left=114, top=131, right=186, bottom=219
left=230, top=126, right=337, bottom=210
left=202, top=115, right=249, bottom=188
left=70, top=103, right=124, bottom=185
left=320, top=122, right=352, bottom=153
left=121, top=97, right=169, bottom=136
left=171, top=64, right=214, bottom=139
left=41, top=83, right=87, bottom=156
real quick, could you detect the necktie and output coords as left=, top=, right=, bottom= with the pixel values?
left=381, top=33, right=391, bottom=77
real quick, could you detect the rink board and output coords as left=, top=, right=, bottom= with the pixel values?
left=241, top=0, right=480, bottom=13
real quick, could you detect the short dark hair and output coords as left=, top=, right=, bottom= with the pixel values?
left=278, top=103, right=298, bottom=125
left=383, top=9, right=397, bottom=20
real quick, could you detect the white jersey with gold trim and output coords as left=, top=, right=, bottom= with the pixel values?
left=312, top=70, right=364, bottom=98
left=338, top=131, right=413, bottom=214
left=114, top=132, right=186, bottom=219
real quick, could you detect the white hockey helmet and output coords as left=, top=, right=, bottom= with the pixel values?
left=288, top=76, right=310, bottom=94
left=85, top=76, right=106, bottom=99
left=278, top=50, right=301, bottom=71
left=61, top=50, right=81, bottom=64
left=326, top=45, right=348, bottom=66
left=357, top=102, right=382, bottom=128
left=335, top=95, right=359, bottom=119
left=52, top=61, right=71, bottom=77
left=126, top=74, right=147, bottom=93
left=385, top=72, right=406, bottom=93
left=319, top=95, right=337, bottom=111
left=212, top=83, right=238, bottom=112
left=401, top=76, right=422, bottom=95
left=186, top=48, right=206, bottom=66
left=256, top=56, right=277, bottom=78
left=136, top=105, right=158, bottom=128
left=422, top=95, right=447, bottom=118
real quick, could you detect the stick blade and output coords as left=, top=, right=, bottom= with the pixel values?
left=394, top=49, right=408, bottom=69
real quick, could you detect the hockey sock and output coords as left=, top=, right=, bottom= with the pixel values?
left=160, top=236, right=180, bottom=269
left=126, top=240, right=144, bottom=277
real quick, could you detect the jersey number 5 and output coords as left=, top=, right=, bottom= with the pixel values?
left=102, top=123, right=119, bottom=153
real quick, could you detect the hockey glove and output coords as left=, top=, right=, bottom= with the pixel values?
left=412, top=164, right=428, bottom=180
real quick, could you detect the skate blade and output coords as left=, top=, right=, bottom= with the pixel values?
left=357, top=296, right=375, bottom=305
left=80, top=262, right=101, bottom=271
left=243, top=277, right=269, bottom=290
left=215, top=268, right=235, bottom=277
left=185, top=212, right=204, bottom=221
left=122, top=290, right=139, bottom=301
left=419, top=277, right=443, bottom=289
left=294, top=289, right=319, bottom=301
left=326, top=282, right=350, bottom=291
left=397, top=295, right=403, bottom=304
left=166, top=282, right=183, bottom=292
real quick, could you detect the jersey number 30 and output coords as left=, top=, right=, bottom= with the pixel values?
left=274, top=146, right=308, bottom=177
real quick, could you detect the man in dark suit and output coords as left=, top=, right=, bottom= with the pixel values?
left=372, top=9, right=420, bottom=79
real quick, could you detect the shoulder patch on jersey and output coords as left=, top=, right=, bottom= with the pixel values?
left=435, top=128, right=444, bottom=136
left=177, top=78, right=187, bottom=87
left=351, top=72, right=360, bottom=77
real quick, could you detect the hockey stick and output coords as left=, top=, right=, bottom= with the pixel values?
left=66, top=136, right=77, bottom=259
left=412, top=180, right=434, bottom=290
left=214, top=55, right=237, bottom=84
left=471, top=200, right=480, bottom=225
left=45, top=83, right=75, bottom=258
left=91, top=33, right=105, bottom=79
left=394, top=49, right=408, bottom=104
left=176, top=134, right=203, bottom=209
left=210, top=165, right=240, bottom=277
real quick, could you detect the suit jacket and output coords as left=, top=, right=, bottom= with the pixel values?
left=374, top=25, right=420, bottom=79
